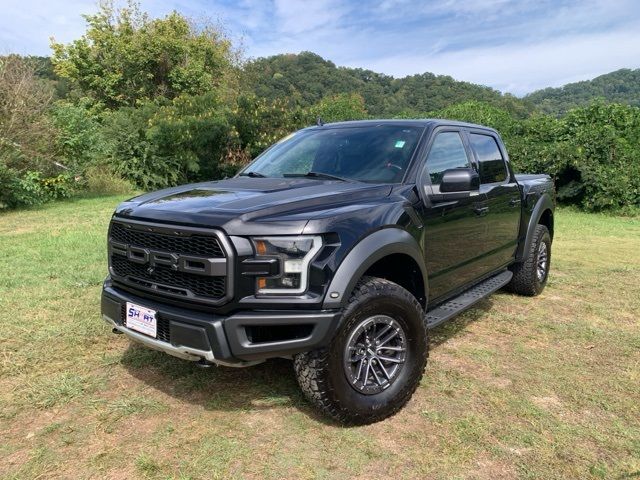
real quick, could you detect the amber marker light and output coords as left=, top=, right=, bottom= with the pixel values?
left=255, top=240, right=267, bottom=256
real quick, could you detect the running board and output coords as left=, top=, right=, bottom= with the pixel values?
left=425, top=270, right=513, bottom=329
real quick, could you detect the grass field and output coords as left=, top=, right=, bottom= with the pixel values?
left=1, top=196, right=639, bottom=479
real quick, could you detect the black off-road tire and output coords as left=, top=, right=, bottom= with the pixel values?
left=507, top=224, right=551, bottom=296
left=293, top=276, right=428, bottom=425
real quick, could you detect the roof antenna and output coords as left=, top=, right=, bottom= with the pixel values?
left=316, top=116, right=324, bottom=126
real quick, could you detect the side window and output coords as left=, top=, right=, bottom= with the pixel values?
left=425, top=132, right=471, bottom=185
left=469, top=134, right=507, bottom=184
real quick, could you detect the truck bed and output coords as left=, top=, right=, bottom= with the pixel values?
left=515, top=173, right=555, bottom=199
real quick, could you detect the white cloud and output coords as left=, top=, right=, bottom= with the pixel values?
left=352, top=27, right=640, bottom=94
left=273, top=0, right=347, bottom=35
left=0, top=0, right=96, bottom=55
left=1, top=0, right=639, bottom=94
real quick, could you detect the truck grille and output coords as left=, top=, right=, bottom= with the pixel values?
left=108, top=219, right=232, bottom=305
left=111, top=256, right=226, bottom=298
left=110, top=222, right=224, bottom=258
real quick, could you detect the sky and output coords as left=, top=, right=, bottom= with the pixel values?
left=1, top=0, right=639, bottom=95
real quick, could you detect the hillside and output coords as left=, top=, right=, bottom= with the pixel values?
left=28, top=48, right=639, bottom=118
left=525, top=68, right=640, bottom=115
left=242, top=51, right=534, bottom=118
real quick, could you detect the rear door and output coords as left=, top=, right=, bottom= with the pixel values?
left=417, top=129, right=488, bottom=302
left=466, top=131, right=521, bottom=271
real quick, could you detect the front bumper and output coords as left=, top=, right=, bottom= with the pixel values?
left=102, top=280, right=341, bottom=367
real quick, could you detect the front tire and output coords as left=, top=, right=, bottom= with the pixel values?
left=293, top=276, right=428, bottom=425
left=507, top=224, right=551, bottom=296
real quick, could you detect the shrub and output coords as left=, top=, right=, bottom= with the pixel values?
left=101, top=102, right=174, bottom=190
left=307, top=93, right=368, bottom=123
left=218, top=146, right=252, bottom=178
left=560, top=103, right=640, bottom=211
left=230, top=95, right=308, bottom=158
left=49, top=99, right=107, bottom=171
left=0, top=55, right=59, bottom=177
left=100, top=93, right=235, bottom=190
left=84, top=165, right=134, bottom=195
left=433, top=101, right=640, bottom=212
left=0, top=169, right=76, bottom=209
left=146, top=92, right=233, bottom=182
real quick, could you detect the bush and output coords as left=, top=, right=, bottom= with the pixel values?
left=0, top=169, right=76, bottom=209
left=230, top=95, right=308, bottom=158
left=432, top=100, right=519, bottom=138
left=0, top=55, right=57, bottom=175
left=50, top=99, right=107, bottom=171
left=560, top=103, right=640, bottom=211
left=432, top=101, right=640, bottom=212
left=101, top=102, right=172, bottom=190
left=0, top=163, right=17, bottom=208
left=307, top=93, right=368, bottom=123
left=218, top=146, right=252, bottom=178
left=84, top=165, right=134, bottom=195
left=147, top=92, right=233, bottom=182
left=100, top=93, right=236, bottom=190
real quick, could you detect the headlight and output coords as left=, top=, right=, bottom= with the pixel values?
left=251, top=236, right=323, bottom=294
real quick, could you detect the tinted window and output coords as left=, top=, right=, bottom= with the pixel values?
left=469, top=134, right=507, bottom=184
left=243, top=125, right=423, bottom=183
left=425, top=132, right=470, bottom=185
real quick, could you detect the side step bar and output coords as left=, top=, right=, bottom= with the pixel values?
left=425, top=270, right=513, bottom=329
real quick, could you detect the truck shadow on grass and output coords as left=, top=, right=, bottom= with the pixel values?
left=430, top=298, right=494, bottom=348
left=118, top=298, right=494, bottom=424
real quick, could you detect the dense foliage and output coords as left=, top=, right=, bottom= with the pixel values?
left=430, top=101, right=640, bottom=212
left=51, top=4, right=237, bottom=108
left=0, top=2, right=638, bottom=213
left=243, top=52, right=534, bottom=118
left=525, top=69, right=640, bottom=116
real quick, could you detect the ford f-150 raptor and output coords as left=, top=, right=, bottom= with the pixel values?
left=101, top=119, right=555, bottom=424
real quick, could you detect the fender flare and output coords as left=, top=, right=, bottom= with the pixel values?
left=322, top=228, right=428, bottom=309
left=516, top=194, right=554, bottom=262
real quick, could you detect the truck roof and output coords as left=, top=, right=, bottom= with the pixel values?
left=313, top=118, right=498, bottom=133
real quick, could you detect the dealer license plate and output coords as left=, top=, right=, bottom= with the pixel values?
left=125, top=302, right=157, bottom=338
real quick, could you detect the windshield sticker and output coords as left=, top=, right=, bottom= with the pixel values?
left=395, top=140, right=406, bottom=148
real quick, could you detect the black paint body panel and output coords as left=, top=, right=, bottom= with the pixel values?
left=101, top=119, right=555, bottom=362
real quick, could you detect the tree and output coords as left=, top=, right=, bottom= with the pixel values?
left=242, top=51, right=533, bottom=118
left=51, top=1, right=237, bottom=108
left=0, top=55, right=57, bottom=173
left=526, top=69, right=640, bottom=116
left=308, top=93, right=368, bottom=123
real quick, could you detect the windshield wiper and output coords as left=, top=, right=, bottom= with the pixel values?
left=283, top=171, right=355, bottom=182
left=239, top=171, right=267, bottom=178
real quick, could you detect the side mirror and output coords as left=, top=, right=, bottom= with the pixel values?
left=426, top=168, right=479, bottom=203
left=440, top=168, right=480, bottom=193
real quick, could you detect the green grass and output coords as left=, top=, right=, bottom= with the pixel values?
left=1, top=196, right=639, bottom=479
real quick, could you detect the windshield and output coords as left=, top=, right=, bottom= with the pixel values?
left=240, top=125, right=424, bottom=183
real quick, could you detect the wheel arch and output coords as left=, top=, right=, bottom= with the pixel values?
left=322, top=228, right=428, bottom=310
left=516, top=194, right=554, bottom=262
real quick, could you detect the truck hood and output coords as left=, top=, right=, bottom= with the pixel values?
left=114, top=177, right=394, bottom=235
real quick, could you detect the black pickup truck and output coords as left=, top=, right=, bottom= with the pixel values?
left=101, top=119, right=555, bottom=424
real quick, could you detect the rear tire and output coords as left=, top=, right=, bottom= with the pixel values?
left=507, top=224, right=551, bottom=296
left=293, top=276, right=428, bottom=425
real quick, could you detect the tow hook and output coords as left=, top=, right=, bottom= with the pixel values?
left=112, top=328, right=124, bottom=335
left=195, top=359, right=212, bottom=368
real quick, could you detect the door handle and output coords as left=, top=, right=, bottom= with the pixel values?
left=509, top=198, right=521, bottom=207
left=473, top=206, right=489, bottom=216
